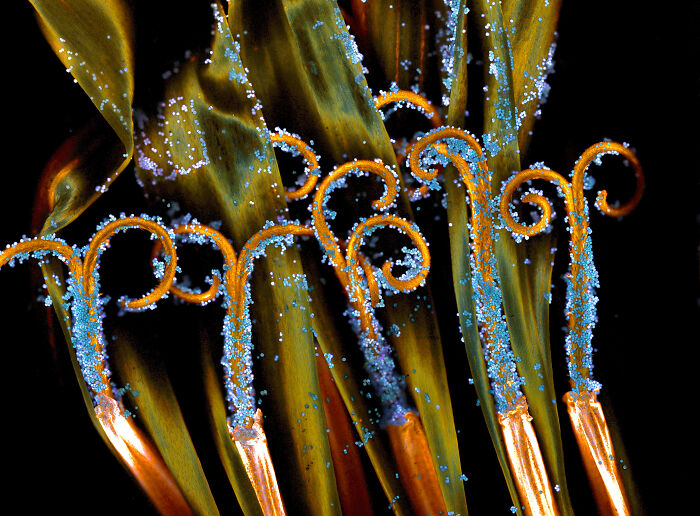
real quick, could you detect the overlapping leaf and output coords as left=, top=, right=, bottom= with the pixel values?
left=30, top=0, right=134, bottom=235
left=303, top=255, right=412, bottom=515
left=134, top=3, right=341, bottom=514
left=27, top=1, right=201, bottom=510
left=111, top=325, right=220, bottom=515
left=363, top=0, right=432, bottom=91
left=233, top=1, right=468, bottom=513
left=471, top=0, right=574, bottom=513
left=22, top=0, right=644, bottom=514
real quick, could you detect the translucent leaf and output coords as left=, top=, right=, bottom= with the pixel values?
left=134, top=3, right=341, bottom=513
left=30, top=0, right=134, bottom=235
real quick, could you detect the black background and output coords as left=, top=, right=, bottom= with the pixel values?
left=2, top=1, right=697, bottom=514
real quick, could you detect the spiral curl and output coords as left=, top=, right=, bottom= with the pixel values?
left=1, top=216, right=177, bottom=397
left=346, top=214, right=430, bottom=337
left=85, top=216, right=178, bottom=311
left=151, top=224, right=235, bottom=305
left=375, top=90, right=443, bottom=200
left=500, top=141, right=644, bottom=240
left=408, top=127, right=486, bottom=194
left=499, top=142, right=644, bottom=393
left=574, top=141, right=644, bottom=217
left=270, top=131, right=321, bottom=201
left=1, top=237, right=81, bottom=274
left=311, top=159, right=399, bottom=285
left=499, top=168, right=570, bottom=239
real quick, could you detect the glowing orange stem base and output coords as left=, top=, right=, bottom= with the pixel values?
left=386, top=411, right=448, bottom=515
left=95, top=395, right=193, bottom=516
left=564, top=391, right=631, bottom=516
left=230, top=409, right=286, bottom=516
left=499, top=397, right=560, bottom=516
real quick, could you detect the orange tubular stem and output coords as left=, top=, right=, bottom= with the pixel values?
left=1, top=227, right=191, bottom=514
left=499, top=397, right=560, bottom=516
left=230, top=409, right=286, bottom=516
left=161, top=223, right=294, bottom=515
left=386, top=412, right=448, bottom=516
left=96, top=395, right=194, bottom=516
left=312, top=160, right=444, bottom=510
left=315, top=351, right=373, bottom=516
left=563, top=392, right=631, bottom=516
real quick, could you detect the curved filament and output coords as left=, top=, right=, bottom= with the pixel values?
left=78, top=216, right=177, bottom=394
left=375, top=91, right=444, bottom=199
left=499, top=142, right=643, bottom=393
left=345, top=213, right=430, bottom=350
left=228, top=223, right=314, bottom=428
left=312, top=161, right=445, bottom=509
left=0, top=239, right=93, bottom=379
left=407, top=126, right=485, bottom=198
left=432, top=143, right=523, bottom=413
left=84, top=217, right=178, bottom=311
left=1, top=237, right=81, bottom=274
left=499, top=168, right=571, bottom=239
left=375, top=90, right=443, bottom=127
left=270, top=131, right=321, bottom=201
left=573, top=141, right=644, bottom=218
left=356, top=251, right=380, bottom=308
left=152, top=224, right=236, bottom=305
left=311, top=159, right=399, bottom=285
left=312, top=159, right=422, bottom=416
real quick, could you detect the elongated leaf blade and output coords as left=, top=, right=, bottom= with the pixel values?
left=30, top=0, right=135, bottom=235
left=135, top=4, right=341, bottom=513
left=365, top=0, right=432, bottom=91
left=111, top=326, right=220, bottom=516
left=234, top=2, right=468, bottom=513
left=232, top=0, right=395, bottom=165
left=303, top=254, right=412, bottom=515
left=501, top=0, right=561, bottom=152
left=472, top=0, right=574, bottom=512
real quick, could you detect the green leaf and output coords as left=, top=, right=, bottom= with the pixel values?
left=111, top=326, right=220, bottom=516
left=30, top=0, right=135, bottom=235
left=433, top=2, right=524, bottom=510
left=134, top=3, right=341, bottom=513
left=303, top=254, right=412, bottom=516
left=39, top=248, right=197, bottom=515
left=471, top=0, right=574, bottom=513
left=364, top=0, right=432, bottom=91
left=232, top=0, right=395, bottom=165
left=501, top=0, right=561, bottom=152
left=381, top=289, right=470, bottom=516
left=235, top=2, right=468, bottom=513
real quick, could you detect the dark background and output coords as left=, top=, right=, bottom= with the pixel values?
left=3, top=1, right=697, bottom=514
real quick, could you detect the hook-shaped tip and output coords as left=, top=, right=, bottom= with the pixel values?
left=152, top=223, right=237, bottom=305
left=270, top=131, right=321, bottom=201
left=84, top=216, right=178, bottom=311
left=574, top=141, right=644, bottom=218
